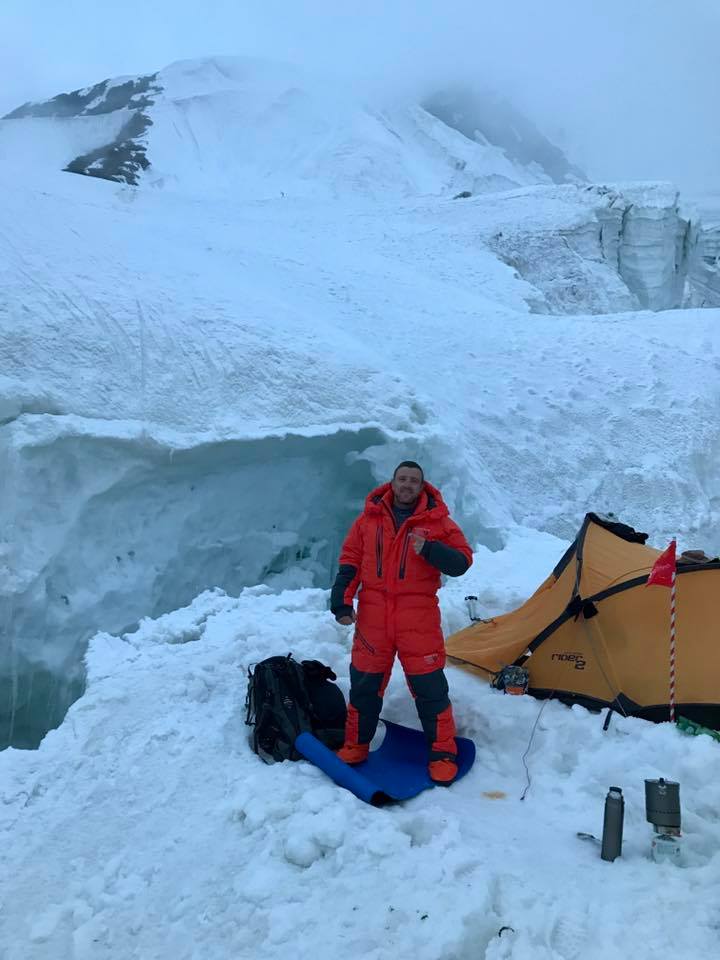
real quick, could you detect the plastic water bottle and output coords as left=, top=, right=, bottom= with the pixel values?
left=601, top=787, right=624, bottom=861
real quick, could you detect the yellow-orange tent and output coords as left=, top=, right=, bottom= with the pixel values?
left=446, top=513, right=720, bottom=726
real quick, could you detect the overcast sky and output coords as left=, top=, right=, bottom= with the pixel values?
left=1, top=1, right=718, bottom=194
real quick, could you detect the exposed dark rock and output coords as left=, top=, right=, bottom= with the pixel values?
left=64, top=111, right=153, bottom=185
left=424, top=88, right=585, bottom=185
left=4, top=74, right=161, bottom=119
left=3, top=73, right=164, bottom=186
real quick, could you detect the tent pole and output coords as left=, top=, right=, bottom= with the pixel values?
left=669, top=568, right=677, bottom=723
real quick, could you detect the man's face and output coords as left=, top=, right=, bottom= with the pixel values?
left=391, top=467, right=423, bottom=505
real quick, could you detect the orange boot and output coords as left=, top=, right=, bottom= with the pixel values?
left=428, top=756, right=458, bottom=785
left=336, top=742, right=369, bottom=765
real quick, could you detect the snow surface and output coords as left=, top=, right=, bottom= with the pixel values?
left=1, top=54, right=720, bottom=957
left=1, top=535, right=719, bottom=960
left=2, top=163, right=718, bottom=746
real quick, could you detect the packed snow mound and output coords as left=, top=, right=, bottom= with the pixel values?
left=0, top=56, right=549, bottom=198
left=1, top=538, right=719, bottom=959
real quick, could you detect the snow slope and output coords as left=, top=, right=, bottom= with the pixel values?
left=1, top=537, right=718, bottom=960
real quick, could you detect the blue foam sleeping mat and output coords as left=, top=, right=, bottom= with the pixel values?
left=295, top=720, right=476, bottom=806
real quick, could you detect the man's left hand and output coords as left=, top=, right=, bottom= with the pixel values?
left=410, top=532, right=426, bottom=555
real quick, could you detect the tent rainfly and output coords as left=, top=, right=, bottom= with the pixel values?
left=446, top=513, right=720, bottom=727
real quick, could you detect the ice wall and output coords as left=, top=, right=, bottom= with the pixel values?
left=488, top=183, right=696, bottom=313
left=0, top=422, right=389, bottom=748
left=599, top=183, right=695, bottom=311
left=689, top=230, right=720, bottom=306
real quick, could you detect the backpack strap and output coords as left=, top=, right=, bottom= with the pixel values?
left=262, top=655, right=313, bottom=760
left=244, top=664, right=256, bottom=726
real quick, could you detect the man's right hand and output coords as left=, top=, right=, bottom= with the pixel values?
left=336, top=611, right=356, bottom=625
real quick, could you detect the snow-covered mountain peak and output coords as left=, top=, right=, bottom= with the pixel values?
left=158, top=54, right=309, bottom=99
left=1, top=55, right=560, bottom=198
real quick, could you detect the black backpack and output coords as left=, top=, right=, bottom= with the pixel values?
left=245, top=654, right=347, bottom=762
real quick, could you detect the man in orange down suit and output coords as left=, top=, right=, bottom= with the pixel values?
left=330, top=461, right=473, bottom=785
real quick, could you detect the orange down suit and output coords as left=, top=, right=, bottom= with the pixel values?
left=330, top=481, right=473, bottom=758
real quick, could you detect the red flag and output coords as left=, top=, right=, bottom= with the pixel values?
left=646, top=539, right=677, bottom=587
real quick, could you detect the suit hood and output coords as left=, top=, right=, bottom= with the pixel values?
left=363, top=481, right=449, bottom=520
